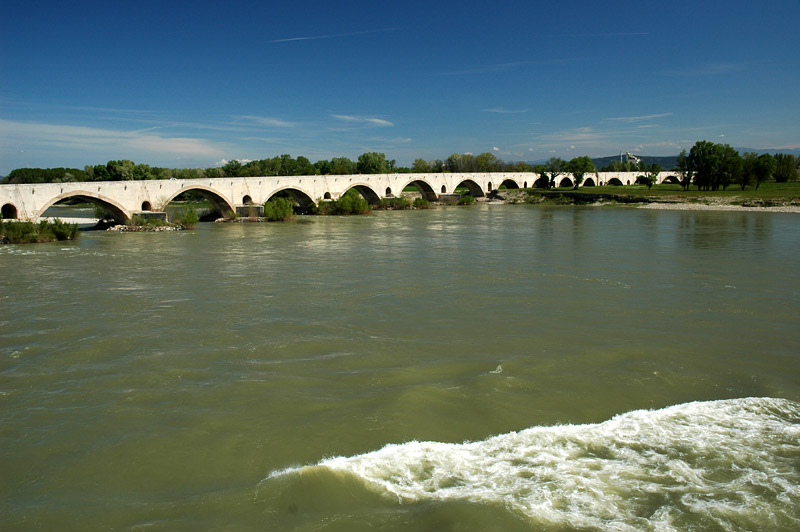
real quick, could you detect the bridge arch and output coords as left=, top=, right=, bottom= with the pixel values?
left=454, top=179, right=485, bottom=198
left=607, top=177, right=624, bottom=186
left=401, top=178, right=438, bottom=201
left=343, top=184, right=381, bottom=205
left=584, top=177, right=596, bottom=187
left=663, top=175, right=680, bottom=184
left=2, top=203, right=18, bottom=219
left=558, top=177, right=574, bottom=188
left=533, top=176, right=549, bottom=188
left=163, top=185, right=235, bottom=220
left=498, top=178, right=520, bottom=189
left=35, top=191, right=129, bottom=223
left=266, top=187, right=316, bottom=213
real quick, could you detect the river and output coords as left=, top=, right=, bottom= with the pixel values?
left=1, top=205, right=798, bottom=531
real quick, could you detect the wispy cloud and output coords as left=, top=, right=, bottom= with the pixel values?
left=604, top=112, right=673, bottom=123
left=271, top=28, right=397, bottom=43
left=331, top=114, right=394, bottom=127
left=663, top=63, right=746, bottom=77
left=0, top=119, right=225, bottom=158
left=441, top=58, right=586, bottom=76
left=236, top=115, right=297, bottom=128
left=482, top=107, right=529, bottom=114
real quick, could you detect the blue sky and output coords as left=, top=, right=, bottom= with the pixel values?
left=2, top=0, right=799, bottom=174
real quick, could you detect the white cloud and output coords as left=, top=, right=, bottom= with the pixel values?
left=492, top=146, right=500, bottom=151
left=482, top=107, right=529, bottom=114
left=236, top=115, right=297, bottom=128
left=331, top=114, right=394, bottom=127
left=605, top=113, right=672, bottom=123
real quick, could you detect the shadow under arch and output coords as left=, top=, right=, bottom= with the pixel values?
left=400, top=178, right=438, bottom=201
left=344, top=184, right=381, bottom=205
left=498, top=178, right=520, bottom=189
left=583, top=178, right=596, bottom=187
left=35, top=191, right=129, bottom=223
left=558, top=177, right=574, bottom=188
left=663, top=175, right=680, bottom=184
left=163, top=185, right=235, bottom=221
left=454, top=179, right=485, bottom=198
left=607, top=178, right=624, bottom=186
left=267, top=187, right=316, bottom=214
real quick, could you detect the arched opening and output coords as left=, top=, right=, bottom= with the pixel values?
left=385, top=187, right=392, bottom=197
left=242, top=195, right=253, bottom=205
left=523, top=181, right=528, bottom=188
left=626, top=180, right=631, bottom=185
left=39, top=194, right=128, bottom=225
left=663, top=175, right=680, bottom=184
left=583, top=178, right=596, bottom=187
left=454, top=180, right=485, bottom=198
left=558, top=177, right=574, bottom=188
left=487, top=182, right=493, bottom=192
left=498, top=179, right=520, bottom=190
left=323, top=192, right=332, bottom=200
left=2, top=203, right=18, bottom=219
left=344, top=185, right=381, bottom=205
left=267, top=188, right=316, bottom=214
left=141, top=201, right=152, bottom=211
left=533, top=176, right=549, bottom=189
left=607, top=178, right=623, bottom=186
left=441, top=185, right=447, bottom=193
left=165, top=187, right=235, bottom=222
left=401, top=179, right=438, bottom=202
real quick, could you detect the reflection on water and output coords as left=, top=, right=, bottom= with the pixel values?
left=1, top=205, right=799, bottom=531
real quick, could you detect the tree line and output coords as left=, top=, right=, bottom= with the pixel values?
left=3, top=144, right=798, bottom=190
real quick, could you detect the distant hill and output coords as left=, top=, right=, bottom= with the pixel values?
left=591, top=155, right=678, bottom=170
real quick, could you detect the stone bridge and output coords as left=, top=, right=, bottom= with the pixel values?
left=0, top=171, right=677, bottom=222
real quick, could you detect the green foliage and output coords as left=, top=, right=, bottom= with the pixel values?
left=413, top=197, right=431, bottom=209
left=130, top=215, right=169, bottom=227
left=457, top=194, right=475, bottom=205
left=263, top=197, right=295, bottom=221
left=356, top=152, right=390, bottom=174
left=640, top=163, right=661, bottom=189
left=174, top=206, right=199, bottom=229
left=688, top=141, right=742, bottom=191
left=2, top=219, right=78, bottom=244
left=774, top=153, right=799, bottom=183
left=568, top=156, right=596, bottom=189
left=379, top=196, right=412, bottom=210
left=319, top=190, right=372, bottom=215
left=742, top=153, right=777, bottom=190
left=6, top=167, right=87, bottom=184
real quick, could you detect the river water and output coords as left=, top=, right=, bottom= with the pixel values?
left=2, top=205, right=798, bottom=531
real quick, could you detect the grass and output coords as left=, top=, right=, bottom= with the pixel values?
left=555, top=182, right=800, bottom=200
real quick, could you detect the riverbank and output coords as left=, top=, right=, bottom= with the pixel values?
left=501, top=187, right=800, bottom=213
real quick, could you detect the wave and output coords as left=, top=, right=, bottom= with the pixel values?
left=269, top=398, right=800, bottom=531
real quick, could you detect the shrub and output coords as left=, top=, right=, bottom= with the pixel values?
left=2, top=219, right=79, bottom=244
left=130, top=214, right=168, bottom=227
left=174, top=206, right=199, bottom=229
left=321, top=190, right=372, bottom=215
left=457, top=194, right=475, bottom=205
left=264, top=197, right=294, bottom=221
left=413, top=197, right=431, bottom=209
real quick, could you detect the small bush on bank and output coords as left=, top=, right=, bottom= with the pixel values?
left=457, top=194, right=475, bottom=205
left=130, top=215, right=169, bottom=227
left=319, top=190, right=372, bottom=215
left=413, top=197, right=431, bottom=209
left=2, top=219, right=79, bottom=244
left=264, top=197, right=294, bottom=221
left=174, top=206, right=199, bottom=229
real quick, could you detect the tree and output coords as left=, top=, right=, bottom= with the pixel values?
left=330, top=157, right=355, bottom=175
left=542, top=157, right=566, bottom=189
left=475, top=152, right=502, bottom=172
left=774, top=153, right=799, bottom=183
left=568, top=156, right=595, bottom=189
left=641, top=163, right=661, bottom=189
left=356, top=152, right=389, bottom=174
left=741, top=153, right=776, bottom=190
left=676, top=149, right=693, bottom=191
left=411, top=158, right=430, bottom=173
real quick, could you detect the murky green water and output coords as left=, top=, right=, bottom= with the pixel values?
left=2, top=205, right=798, bottom=531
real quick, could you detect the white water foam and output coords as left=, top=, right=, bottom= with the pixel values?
left=272, top=398, right=800, bottom=531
